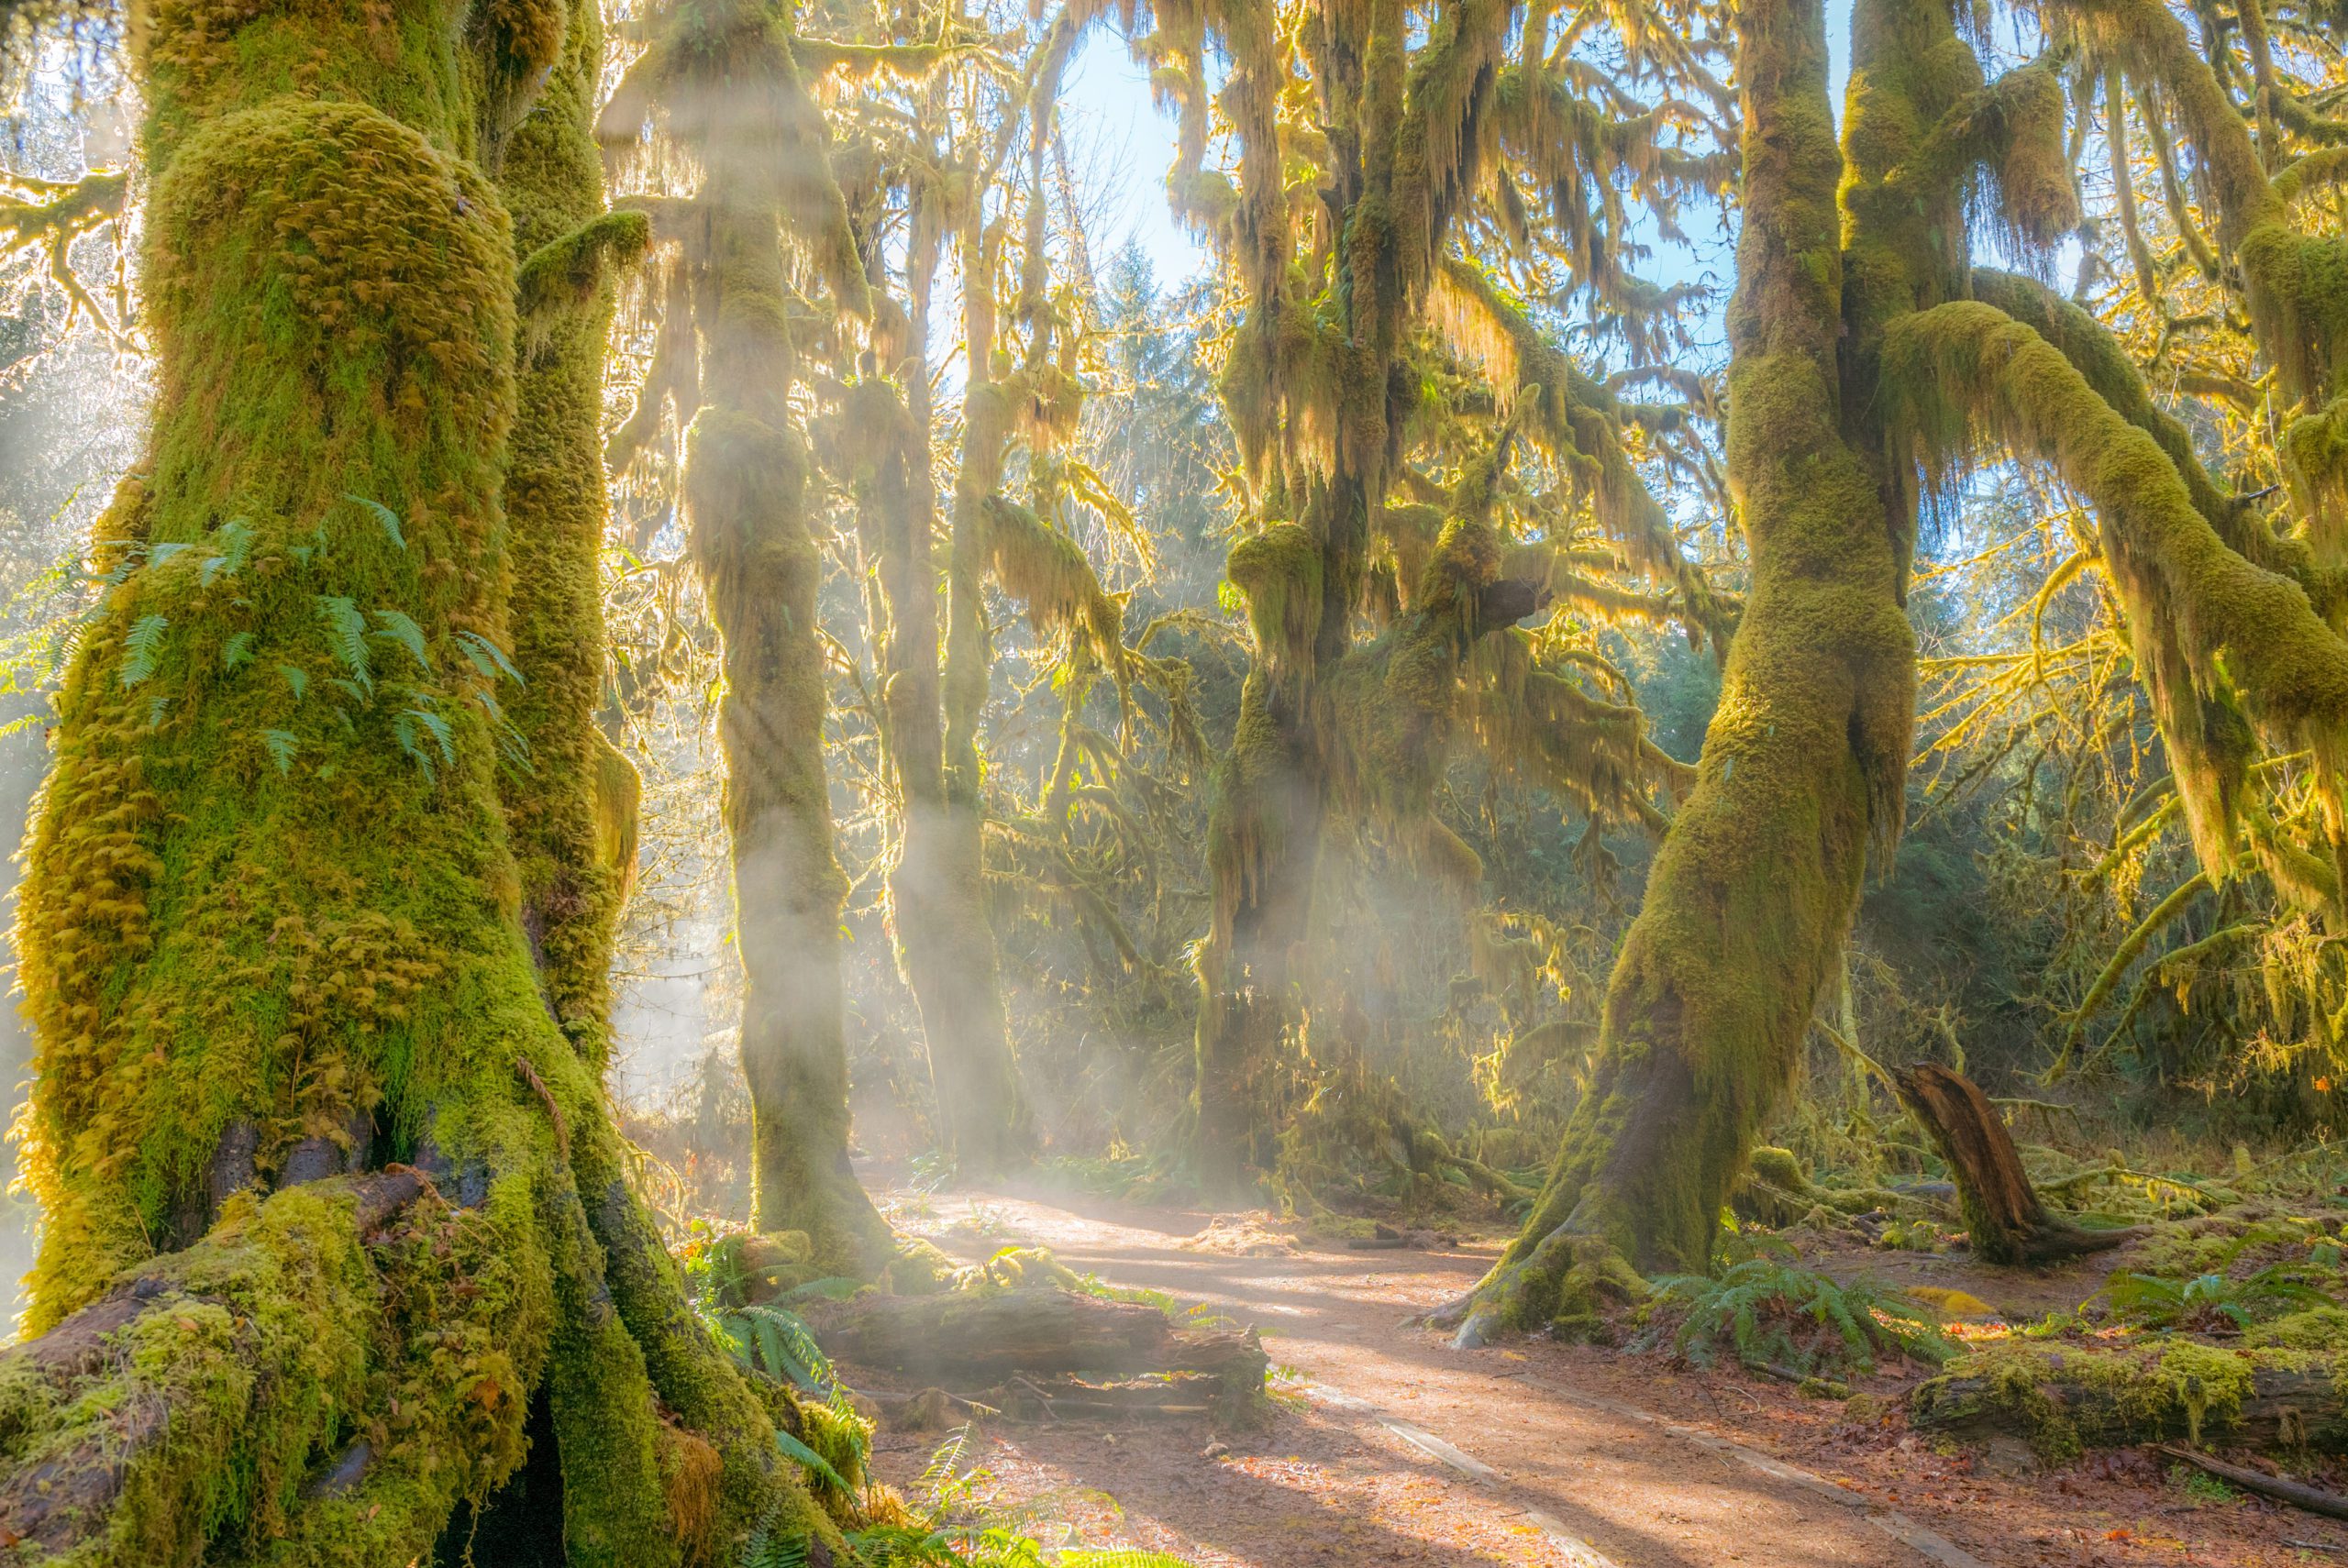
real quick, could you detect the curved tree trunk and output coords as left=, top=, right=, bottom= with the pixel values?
left=1447, top=0, right=1918, bottom=1343
left=0, top=0, right=838, bottom=1558
left=1893, top=1063, right=2135, bottom=1264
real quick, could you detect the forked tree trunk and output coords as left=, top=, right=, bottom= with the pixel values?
left=0, top=0, right=838, bottom=1558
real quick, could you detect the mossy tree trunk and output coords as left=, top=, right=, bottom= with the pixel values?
left=1448, top=0, right=2101, bottom=1340
left=0, top=0, right=841, bottom=1559
left=1188, top=0, right=1462, bottom=1184
left=608, top=0, right=893, bottom=1272
left=1446, top=0, right=1952, bottom=1342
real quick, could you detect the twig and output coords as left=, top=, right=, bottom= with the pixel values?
left=2154, top=1444, right=2348, bottom=1521
left=514, top=1056, right=570, bottom=1155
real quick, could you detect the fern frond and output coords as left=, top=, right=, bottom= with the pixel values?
left=201, top=518, right=253, bottom=586
left=118, top=613, right=167, bottom=689
left=344, top=492, right=405, bottom=550
left=772, top=1426, right=850, bottom=1494
left=277, top=663, right=309, bottom=700
left=916, top=1424, right=973, bottom=1495
left=454, top=629, right=524, bottom=685
left=369, top=608, right=432, bottom=671
left=315, top=596, right=372, bottom=696
left=392, top=712, right=438, bottom=783
left=260, top=729, right=297, bottom=774
left=221, top=630, right=254, bottom=670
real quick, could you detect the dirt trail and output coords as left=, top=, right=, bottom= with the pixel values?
left=858, top=1182, right=2342, bottom=1567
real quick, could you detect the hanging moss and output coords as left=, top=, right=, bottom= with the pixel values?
left=1883, top=298, right=2348, bottom=879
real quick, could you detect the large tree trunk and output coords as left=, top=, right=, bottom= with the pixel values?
left=0, top=0, right=839, bottom=1558
left=1445, top=0, right=1917, bottom=1344
left=667, top=8, right=890, bottom=1273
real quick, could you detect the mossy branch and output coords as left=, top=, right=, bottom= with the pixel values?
left=1883, top=298, right=2348, bottom=872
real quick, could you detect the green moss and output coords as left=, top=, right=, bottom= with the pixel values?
left=2245, top=1305, right=2348, bottom=1351
left=1882, top=298, right=2348, bottom=877
left=1911, top=1337, right=2306, bottom=1460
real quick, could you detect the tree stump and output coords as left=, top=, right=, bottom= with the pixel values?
left=1892, top=1063, right=2135, bottom=1264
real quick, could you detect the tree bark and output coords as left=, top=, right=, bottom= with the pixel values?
left=0, top=0, right=843, bottom=1557
left=1893, top=1063, right=2135, bottom=1264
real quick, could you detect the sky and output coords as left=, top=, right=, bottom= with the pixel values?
left=1050, top=2, right=1861, bottom=296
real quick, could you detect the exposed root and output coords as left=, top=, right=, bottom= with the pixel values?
left=1437, top=1226, right=1645, bottom=1349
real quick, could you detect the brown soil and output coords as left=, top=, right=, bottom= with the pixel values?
left=850, top=1179, right=2348, bottom=1567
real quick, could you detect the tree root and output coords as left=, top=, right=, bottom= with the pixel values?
left=0, top=1067, right=849, bottom=1565
left=1432, top=1226, right=1645, bottom=1349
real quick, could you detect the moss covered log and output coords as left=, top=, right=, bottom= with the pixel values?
left=0, top=0, right=842, bottom=1557
left=1913, top=1337, right=2348, bottom=1460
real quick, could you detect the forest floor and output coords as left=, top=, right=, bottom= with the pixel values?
left=847, top=1176, right=2346, bottom=1568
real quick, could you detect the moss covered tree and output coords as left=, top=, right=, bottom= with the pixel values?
left=1445, top=0, right=2091, bottom=1340
left=1131, top=0, right=1726, bottom=1186
left=806, top=11, right=1147, bottom=1177
left=0, top=0, right=856, bottom=1557
left=601, top=0, right=892, bottom=1269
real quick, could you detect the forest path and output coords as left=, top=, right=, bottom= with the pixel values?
left=860, top=1181, right=2015, bottom=1568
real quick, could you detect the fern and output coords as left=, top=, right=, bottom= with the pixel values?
left=736, top=1523, right=810, bottom=1568
left=315, top=596, right=371, bottom=696
left=277, top=663, right=308, bottom=701
left=841, top=1524, right=961, bottom=1565
left=1636, top=1258, right=1952, bottom=1377
left=454, top=628, right=524, bottom=685
left=118, top=613, right=167, bottom=689
left=719, top=1303, right=834, bottom=1392
left=915, top=1424, right=973, bottom=1496
left=345, top=492, right=405, bottom=550
left=201, top=518, right=253, bottom=586
left=772, top=1427, right=851, bottom=1495
left=221, top=630, right=255, bottom=670
left=369, top=608, right=431, bottom=671
left=260, top=729, right=297, bottom=774
left=392, top=710, right=454, bottom=782
left=2092, top=1264, right=2330, bottom=1330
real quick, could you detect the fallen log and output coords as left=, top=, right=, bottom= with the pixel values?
left=809, top=1289, right=1268, bottom=1412
left=1893, top=1064, right=2137, bottom=1264
left=2154, top=1444, right=2348, bottom=1520
left=1911, top=1341, right=2348, bottom=1462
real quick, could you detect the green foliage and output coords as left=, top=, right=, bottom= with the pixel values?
left=1637, top=1258, right=1954, bottom=1376
left=774, top=1425, right=853, bottom=1495
left=117, top=611, right=168, bottom=687
left=2089, top=1264, right=2331, bottom=1331
left=718, top=1301, right=835, bottom=1393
